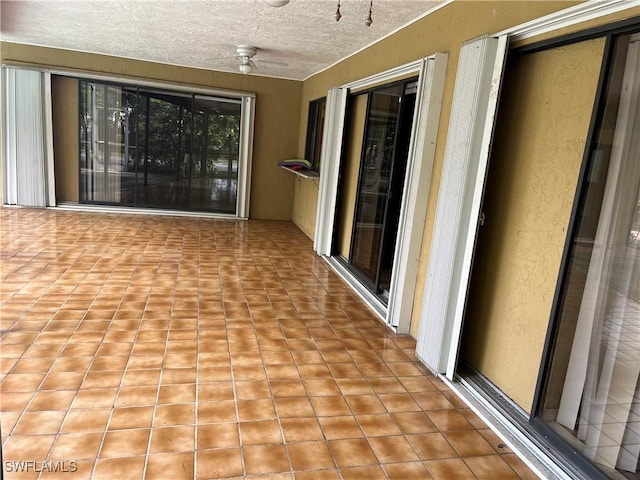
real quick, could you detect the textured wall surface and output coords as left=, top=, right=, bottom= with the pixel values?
left=460, top=37, right=606, bottom=412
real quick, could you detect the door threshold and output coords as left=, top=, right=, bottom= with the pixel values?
left=324, top=256, right=390, bottom=328
left=53, top=202, right=241, bottom=220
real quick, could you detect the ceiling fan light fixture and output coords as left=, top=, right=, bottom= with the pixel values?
left=263, top=0, right=290, bottom=7
left=239, top=63, right=254, bottom=74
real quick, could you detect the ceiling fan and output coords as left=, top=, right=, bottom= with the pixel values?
left=233, top=45, right=287, bottom=74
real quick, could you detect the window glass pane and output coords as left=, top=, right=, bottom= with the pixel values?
left=79, top=80, right=243, bottom=214
left=351, top=85, right=402, bottom=282
left=541, top=32, right=640, bottom=479
left=305, top=97, right=326, bottom=170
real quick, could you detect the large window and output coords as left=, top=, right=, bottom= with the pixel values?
left=538, top=31, right=640, bottom=479
left=79, top=80, right=246, bottom=214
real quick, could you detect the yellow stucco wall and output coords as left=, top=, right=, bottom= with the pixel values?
left=0, top=42, right=302, bottom=220
left=52, top=76, right=79, bottom=202
left=460, top=37, right=607, bottom=412
left=336, top=94, right=369, bottom=258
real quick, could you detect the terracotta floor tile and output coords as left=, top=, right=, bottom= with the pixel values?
left=237, top=398, right=277, bottom=422
left=280, top=417, right=324, bottom=443
left=368, top=435, right=419, bottom=463
left=444, top=429, right=497, bottom=457
left=197, top=382, right=234, bottom=402
left=340, top=464, right=387, bottom=479
left=157, top=383, right=195, bottom=404
left=197, top=423, right=240, bottom=449
left=240, top=420, right=282, bottom=445
left=288, top=441, right=336, bottom=471
left=93, top=456, right=146, bottom=480
left=477, top=428, right=513, bottom=453
left=0, top=391, right=35, bottom=412
left=329, top=438, right=378, bottom=467
left=49, top=432, right=103, bottom=460
left=345, top=394, right=386, bottom=415
left=1, top=373, right=46, bottom=392
left=426, top=409, right=475, bottom=432
left=392, top=411, right=438, bottom=434
left=235, top=380, right=272, bottom=399
left=61, top=408, right=112, bottom=433
left=0, top=211, right=539, bottom=480
left=406, top=432, right=458, bottom=460
left=383, top=461, right=432, bottom=480
left=197, top=400, right=237, bottom=424
left=145, top=451, right=194, bottom=480
left=294, top=469, right=341, bottom=480
left=149, top=425, right=194, bottom=453
left=121, top=369, right=161, bottom=387
left=196, top=448, right=243, bottom=479
left=100, top=428, right=150, bottom=457
left=27, top=390, right=76, bottom=412
left=304, top=379, right=341, bottom=396
left=108, top=406, right=155, bottom=430
left=12, top=410, right=66, bottom=435
left=356, top=414, right=401, bottom=437
left=502, top=453, right=541, bottom=480
left=243, top=444, right=290, bottom=475
left=2, top=434, right=57, bottom=461
left=40, top=459, right=95, bottom=480
left=269, top=379, right=307, bottom=397
left=275, top=396, right=315, bottom=418
left=116, top=385, right=159, bottom=407
left=72, top=388, right=118, bottom=409
left=311, top=396, right=352, bottom=416
left=464, top=455, right=521, bottom=479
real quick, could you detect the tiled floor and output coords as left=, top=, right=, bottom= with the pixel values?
left=0, top=208, right=538, bottom=480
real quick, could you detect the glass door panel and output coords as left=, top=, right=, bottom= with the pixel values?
left=80, top=82, right=137, bottom=205
left=351, top=85, right=402, bottom=283
left=539, top=33, right=640, bottom=478
left=344, top=80, right=416, bottom=302
left=189, top=96, right=241, bottom=213
left=136, top=90, right=191, bottom=210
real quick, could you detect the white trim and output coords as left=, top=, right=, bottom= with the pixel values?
left=3, top=68, right=18, bottom=205
left=237, top=95, right=255, bottom=219
left=344, top=59, right=423, bottom=92
left=1, top=63, right=255, bottom=101
left=445, top=35, right=509, bottom=379
left=497, top=0, right=638, bottom=41
left=314, top=87, right=348, bottom=255
left=416, top=35, right=507, bottom=375
left=43, top=72, right=56, bottom=207
left=387, top=53, right=448, bottom=332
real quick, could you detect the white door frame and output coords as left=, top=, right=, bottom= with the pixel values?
left=314, top=54, right=448, bottom=332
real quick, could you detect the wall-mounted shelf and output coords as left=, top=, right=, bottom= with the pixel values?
left=280, top=165, right=320, bottom=179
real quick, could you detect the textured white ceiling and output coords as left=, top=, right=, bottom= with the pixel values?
left=0, top=0, right=445, bottom=80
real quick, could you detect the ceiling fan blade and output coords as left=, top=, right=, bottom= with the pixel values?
left=255, top=58, right=289, bottom=67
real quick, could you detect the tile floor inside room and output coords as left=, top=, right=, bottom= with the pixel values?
left=0, top=208, right=537, bottom=479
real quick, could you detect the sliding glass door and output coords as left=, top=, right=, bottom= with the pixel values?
left=335, top=78, right=417, bottom=303
left=537, top=32, right=640, bottom=479
left=80, top=80, right=241, bottom=214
